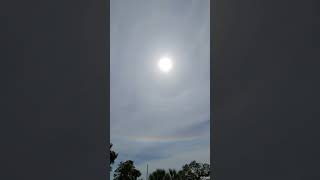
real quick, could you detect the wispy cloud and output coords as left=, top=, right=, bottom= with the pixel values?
left=111, top=0, right=210, bottom=177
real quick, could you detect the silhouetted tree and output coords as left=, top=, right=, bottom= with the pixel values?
left=110, top=143, right=118, bottom=171
left=168, top=169, right=181, bottom=180
left=164, top=173, right=171, bottom=180
left=149, top=169, right=182, bottom=180
left=149, top=169, right=166, bottom=180
left=178, top=161, right=210, bottom=180
left=113, top=160, right=141, bottom=180
left=201, top=163, right=210, bottom=177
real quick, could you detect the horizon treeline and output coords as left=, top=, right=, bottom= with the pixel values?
left=110, top=143, right=211, bottom=180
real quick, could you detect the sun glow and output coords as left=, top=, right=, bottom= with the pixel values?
left=158, top=57, right=173, bottom=73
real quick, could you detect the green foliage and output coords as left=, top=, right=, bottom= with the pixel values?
left=148, top=161, right=210, bottom=180
left=108, top=144, right=209, bottom=180
left=113, top=160, right=141, bottom=180
left=178, top=161, right=210, bottom=180
left=149, top=169, right=166, bottom=180
left=164, top=173, right=171, bottom=180
left=168, top=169, right=181, bottom=180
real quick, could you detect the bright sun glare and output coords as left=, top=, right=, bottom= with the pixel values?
left=158, top=57, right=173, bottom=73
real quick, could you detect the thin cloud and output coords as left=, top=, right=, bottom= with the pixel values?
left=110, top=0, right=210, bottom=176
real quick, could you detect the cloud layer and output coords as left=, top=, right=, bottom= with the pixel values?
left=111, top=0, right=210, bottom=177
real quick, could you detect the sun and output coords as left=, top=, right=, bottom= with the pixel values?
left=158, top=57, right=173, bottom=73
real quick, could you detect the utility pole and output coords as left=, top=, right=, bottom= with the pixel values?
left=146, top=164, right=148, bottom=180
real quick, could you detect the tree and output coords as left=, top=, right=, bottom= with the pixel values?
left=113, top=160, right=141, bottom=180
left=178, top=161, right=210, bottom=180
left=148, top=161, right=209, bottom=180
left=201, top=163, right=210, bottom=177
left=110, top=143, right=118, bottom=171
left=168, top=169, right=181, bottom=180
left=149, top=169, right=166, bottom=180
left=149, top=169, right=182, bottom=180
left=164, top=173, right=171, bottom=180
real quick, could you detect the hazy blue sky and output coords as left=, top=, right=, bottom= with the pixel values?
left=111, top=0, right=210, bottom=178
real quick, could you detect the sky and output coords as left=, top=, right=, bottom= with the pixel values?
left=110, top=0, right=210, bottom=178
